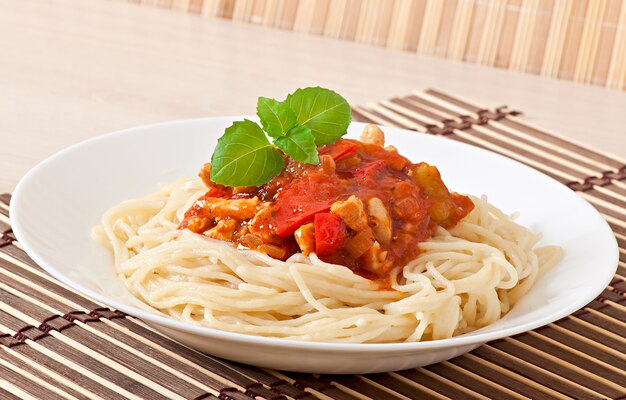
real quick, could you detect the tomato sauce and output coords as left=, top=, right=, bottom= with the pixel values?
left=179, top=138, right=474, bottom=282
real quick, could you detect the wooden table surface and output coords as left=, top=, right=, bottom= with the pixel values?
left=1, top=0, right=625, bottom=193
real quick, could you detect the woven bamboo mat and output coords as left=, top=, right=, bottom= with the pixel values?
left=1, top=90, right=625, bottom=400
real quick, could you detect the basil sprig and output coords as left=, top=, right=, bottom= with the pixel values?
left=210, top=87, right=352, bottom=187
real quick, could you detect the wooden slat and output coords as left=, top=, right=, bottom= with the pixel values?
left=0, top=361, right=73, bottom=400
left=325, top=375, right=418, bottom=400
left=2, top=343, right=125, bottom=400
left=450, top=354, right=565, bottom=400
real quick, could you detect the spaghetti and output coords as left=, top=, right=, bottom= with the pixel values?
left=93, top=178, right=562, bottom=343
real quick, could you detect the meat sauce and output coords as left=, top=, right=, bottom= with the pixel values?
left=179, top=125, right=474, bottom=282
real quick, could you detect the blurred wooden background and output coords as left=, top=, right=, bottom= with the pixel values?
left=122, top=0, right=625, bottom=90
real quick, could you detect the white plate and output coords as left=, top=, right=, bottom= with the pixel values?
left=11, top=117, right=618, bottom=374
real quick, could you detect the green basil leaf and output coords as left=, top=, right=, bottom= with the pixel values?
left=284, top=87, right=352, bottom=145
left=257, top=97, right=297, bottom=138
left=210, top=119, right=284, bottom=186
left=274, top=125, right=319, bottom=164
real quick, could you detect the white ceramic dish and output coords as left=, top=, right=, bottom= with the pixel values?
left=11, top=117, right=618, bottom=374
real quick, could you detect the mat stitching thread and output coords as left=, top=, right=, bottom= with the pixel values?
left=218, top=387, right=257, bottom=400
left=243, top=382, right=263, bottom=398
left=611, top=287, right=625, bottom=296
left=291, top=379, right=334, bottom=393
left=567, top=166, right=626, bottom=191
left=267, top=379, right=307, bottom=398
left=191, top=394, right=216, bottom=400
left=603, top=288, right=626, bottom=298
left=0, top=307, right=129, bottom=348
left=62, top=312, right=100, bottom=324
left=610, top=277, right=624, bottom=286
left=89, top=307, right=127, bottom=320
left=291, top=380, right=309, bottom=391
left=0, top=228, right=14, bottom=249
left=0, top=332, right=25, bottom=348
left=2, top=325, right=49, bottom=347
left=268, top=380, right=288, bottom=388
left=422, top=105, right=522, bottom=135
left=244, top=382, right=286, bottom=400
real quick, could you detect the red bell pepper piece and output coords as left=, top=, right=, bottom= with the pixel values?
left=314, top=213, right=347, bottom=256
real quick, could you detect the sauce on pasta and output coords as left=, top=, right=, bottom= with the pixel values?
left=179, top=125, right=473, bottom=280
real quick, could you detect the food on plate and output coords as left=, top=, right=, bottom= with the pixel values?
left=93, top=87, right=562, bottom=343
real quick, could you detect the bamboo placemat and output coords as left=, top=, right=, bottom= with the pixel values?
left=1, top=89, right=625, bottom=400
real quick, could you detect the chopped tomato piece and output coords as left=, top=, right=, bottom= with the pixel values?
left=275, top=202, right=332, bottom=237
left=319, top=139, right=358, bottom=161
left=273, top=177, right=344, bottom=237
left=314, top=213, right=347, bottom=256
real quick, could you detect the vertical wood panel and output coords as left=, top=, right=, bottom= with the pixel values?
left=322, top=0, right=346, bottom=38
left=591, top=0, right=622, bottom=86
left=509, top=0, right=538, bottom=71
left=249, top=0, right=266, bottom=24
left=354, top=0, right=378, bottom=44
left=293, top=0, right=315, bottom=33
left=477, top=0, right=507, bottom=65
left=232, top=0, right=254, bottom=22
left=199, top=0, right=220, bottom=17
left=188, top=0, right=204, bottom=14
left=387, top=0, right=415, bottom=50
left=573, top=0, right=607, bottom=83
left=526, top=0, right=554, bottom=74
left=447, top=0, right=475, bottom=59
left=278, top=1, right=298, bottom=30
left=417, top=0, right=445, bottom=55
left=558, top=0, right=588, bottom=81
left=541, top=0, right=573, bottom=78
left=404, top=0, right=428, bottom=51
left=607, top=1, right=626, bottom=88
left=464, top=0, right=489, bottom=62
left=433, top=0, right=459, bottom=58
left=370, top=0, right=395, bottom=46
left=308, top=0, right=331, bottom=35
left=340, top=0, right=363, bottom=41
left=171, top=0, right=191, bottom=12
left=495, top=0, right=522, bottom=68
